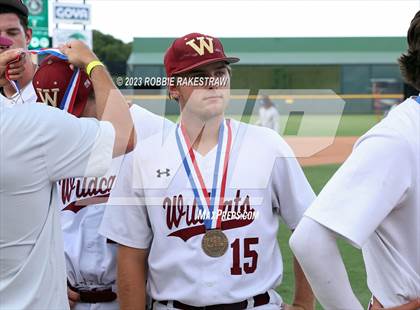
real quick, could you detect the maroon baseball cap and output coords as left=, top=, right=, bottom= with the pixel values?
left=32, top=56, right=93, bottom=117
left=0, top=0, right=29, bottom=17
left=164, top=33, right=239, bottom=78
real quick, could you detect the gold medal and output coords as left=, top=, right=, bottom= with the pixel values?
left=201, top=229, right=228, bottom=257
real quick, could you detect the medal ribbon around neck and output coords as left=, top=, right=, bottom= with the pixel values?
left=175, top=119, right=232, bottom=230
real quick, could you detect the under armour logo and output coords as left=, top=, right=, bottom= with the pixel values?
left=185, top=36, right=214, bottom=56
left=156, top=169, right=170, bottom=178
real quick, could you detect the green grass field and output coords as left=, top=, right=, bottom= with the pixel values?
left=279, top=114, right=378, bottom=137
left=167, top=114, right=379, bottom=137
left=276, top=164, right=370, bottom=309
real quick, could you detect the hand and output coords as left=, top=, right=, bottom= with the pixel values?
left=0, top=48, right=26, bottom=87
left=67, top=287, right=80, bottom=309
left=59, top=40, right=99, bottom=70
left=372, top=297, right=420, bottom=310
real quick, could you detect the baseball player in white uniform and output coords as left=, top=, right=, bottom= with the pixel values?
left=256, top=95, right=280, bottom=132
left=0, top=41, right=135, bottom=309
left=289, top=11, right=420, bottom=310
left=99, top=33, right=315, bottom=310
left=32, top=55, right=173, bottom=309
left=0, top=1, right=37, bottom=105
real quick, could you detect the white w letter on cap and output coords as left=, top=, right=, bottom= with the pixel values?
left=185, top=37, right=214, bottom=56
left=36, top=88, right=60, bottom=107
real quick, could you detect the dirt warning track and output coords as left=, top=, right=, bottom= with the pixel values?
left=284, top=136, right=359, bottom=167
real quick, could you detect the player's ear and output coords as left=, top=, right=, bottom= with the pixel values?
left=25, top=28, right=32, bottom=46
left=168, top=85, right=180, bottom=101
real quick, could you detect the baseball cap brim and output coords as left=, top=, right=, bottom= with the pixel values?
left=171, top=56, right=240, bottom=76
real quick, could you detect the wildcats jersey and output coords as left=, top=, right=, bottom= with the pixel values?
left=57, top=104, right=173, bottom=289
left=99, top=119, right=315, bottom=307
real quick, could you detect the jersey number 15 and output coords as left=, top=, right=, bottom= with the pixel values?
left=230, top=237, right=259, bottom=275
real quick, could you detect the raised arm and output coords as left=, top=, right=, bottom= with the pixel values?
left=59, top=40, right=136, bottom=157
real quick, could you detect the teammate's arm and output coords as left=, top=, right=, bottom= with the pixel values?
left=59, top=40, right=136, bottom=157
left=290, top=217, right=364, bottom=310
left=117, top=245, right=148, bottom=310
left=99, top=153, right=151, bottom=309
left=269, top=137, right=317, bottom=309
left=289, top=255, right=315, bottom=310
left=67, top=287, right=80, bottom=309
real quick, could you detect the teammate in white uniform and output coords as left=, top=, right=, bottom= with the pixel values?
left=0, top=42, right=135, bottom=309
left=100, top=33, right=315, bottom=310
left=0, top=1, right=37, bottom=105
left=61, top=105, right=171, bottom=310
left=290, top=11, right=420, bottom=310
left=32, top=55, right=172, bottom=309
left=256, top=95, right=279, bottom=132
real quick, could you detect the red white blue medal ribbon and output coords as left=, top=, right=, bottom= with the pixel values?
left=7, top=48, right=69, bottom=95
left=175, top=119, right=232, bottom=230
left=59, top=68, right=81, bottom=112
left=29, top=48, right=68, bottom=60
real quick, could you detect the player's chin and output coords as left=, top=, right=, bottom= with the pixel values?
left=200, top=104, right=225, bottom=120
left=206, top=99, right=226, bottom=110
